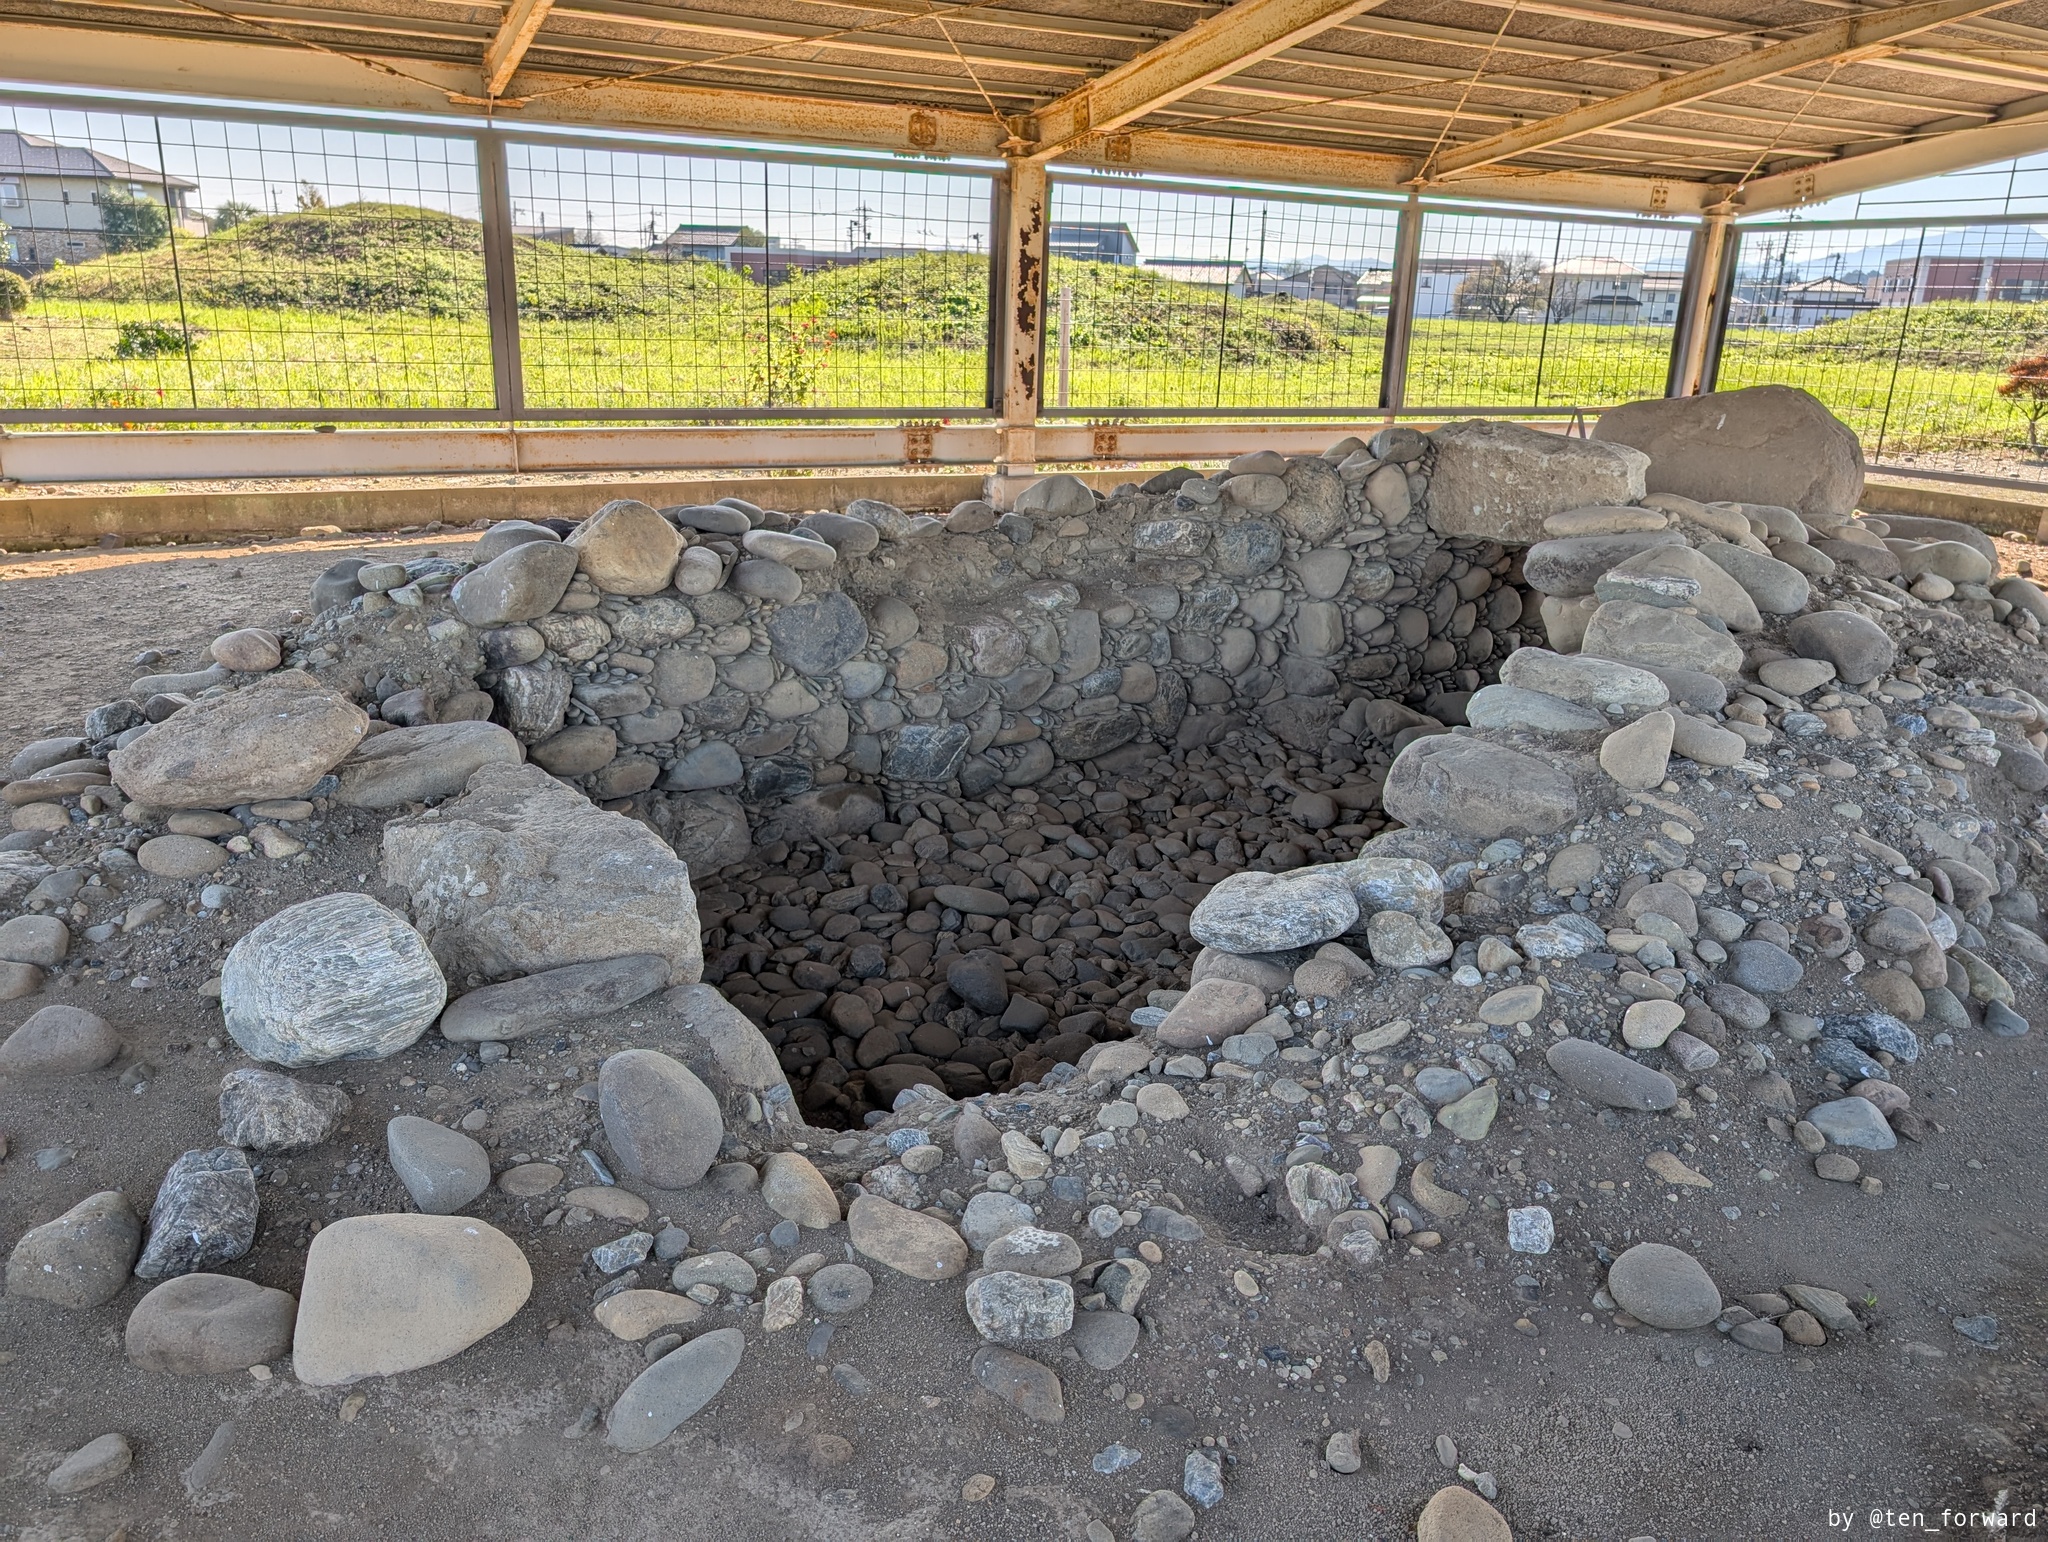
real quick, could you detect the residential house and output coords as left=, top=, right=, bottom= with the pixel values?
left=1257, top=263, right=1362, bottom=308
left=1763, top=276, right=1873, bottom=328
left=1411, top=255, right=1501, bottom=318
left=1140, top=257, right=1251, bottom=295
left=1542, top=255, right=1644, bottom=323
left=1049, top=222, right=1139, bottom=264
left=0, top=129, right=201, bottom=273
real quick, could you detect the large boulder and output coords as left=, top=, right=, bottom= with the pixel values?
left=1383, top=736, right=1578, bottom=839
left=1591, top=386, right=1864, bottom=523
left=382, top=763, right=703, bottom=988
left=221, top=894, right=447, bottom=1067
left=109, top=672, right=367, bottom=809
left=333, top=722, right=524, bottom=809
left=1426, top=419, right=1649, bottom=542
left=565, top=500, right=683, bottom=595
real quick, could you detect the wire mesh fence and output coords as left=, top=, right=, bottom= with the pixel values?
left=1046, top=176, right=1398, bottom=414
left=1406, top=207, right=1695, bottom=409
left=0, top=100, right=489, bottom=416
left=1715, top=217, right=2048, bottom=484
left=506, top=142, right=995, bottom=416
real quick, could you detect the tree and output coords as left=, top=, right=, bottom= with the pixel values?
left=1454, top=253, right=1546, bottom=322
left=212, top=200, right=259, bottom=233
left=99, top=187, right=167, bottom=254
left=1999, top=354, right=2048, bottom=454
left=296, top=180, right=327, bottom=211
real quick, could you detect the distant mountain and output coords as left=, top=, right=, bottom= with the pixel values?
left=1764, top=221, right=2048, bottom=280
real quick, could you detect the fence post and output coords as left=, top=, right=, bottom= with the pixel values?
left=476, top=132, right=525, bottom=422
left=994, top=158, right=1049, bottom=478
left=1667, top=212, right=1731, bottom=398
left=1379, top=194, right=1422, bottom=412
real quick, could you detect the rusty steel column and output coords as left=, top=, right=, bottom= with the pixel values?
left=995, top=158, right=1050, bottom=477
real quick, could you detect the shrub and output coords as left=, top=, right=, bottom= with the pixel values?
left=100, top=187, right=169, bottom=254
left=113, top=318, right=200, bottom=358
left=0, top=268, right=28, bottom=321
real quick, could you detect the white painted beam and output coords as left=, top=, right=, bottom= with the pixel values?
left=1425, top=0, right=2019, bottom=180
left=1730, top=98, right=2048, bottom=209
left=1024, top=0, right=1389, bottom=161
left=483, top=0, right=558, bottom=100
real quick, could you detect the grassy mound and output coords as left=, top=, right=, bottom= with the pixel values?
left=1734, top=299, right=2048, bottom=369
left=32, top=203, right=753, bottom=320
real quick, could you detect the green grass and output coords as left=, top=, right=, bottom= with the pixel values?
left=8, top=204, right=2048, bottom=455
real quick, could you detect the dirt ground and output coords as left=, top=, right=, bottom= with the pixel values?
left=0, top=532, right=2043, bottom=1542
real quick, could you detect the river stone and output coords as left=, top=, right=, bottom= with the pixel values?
left=110, top=672, right=367, bottom=809
left=136, top=1147, right=258, bottom=1279
left=46, top=1434, right=132, bottom=1496
left=1581, top=600, right=1744, bottom=680
left=983, top=1225, right=1084, bottom=1277
left=222, top=893, right=446, bottom=1067
left=1416, top=1485, right=1514, bottom=1542
left=1607, top=1241, right=1721, bottom=1329
left=1806, top=1096, right=1898, bottom=1150
left=767, top=593, right=869, bottom=677
left=138, top=834, right=228, bottom=879
left=743, top=528, right=836, bottom=570
left=1499, top=648, right=1668, bottom=712
left=495, top=664, right=571, bottom=741
left=217, top=1067, right=348, bottom=1152
left=451, top=540, right=580, bottom=626
left=1593, top=385, right=1863, bottom=521
left=1726, top=939, right=1803, bottom=994
left=1133, top=1490, right=1198, bottom=1542
left=970, top=1344, right=1065, bottom=1423
left=966, top=1271, right=1075, bottom=1342
left=848, top=1194, right=968, bottom=1279
left=599, top=1049, right=723, bottom=1189
left=1189, top=868, right=1358, bottom=952
left=209, top=627, right=281, bottom=673
left=1599, top=710, right=1674, bottom=790
left=808, top=1263, right=874, bottom=1316
left=386, top=1115, right=491, bottom=1215
left=4, top=1190, right=141, bottom=1308
left=1596, top=544, right=1761, bottom=632
left=1670, top=712, right=1747, bottom=767
left=1070, top=1307, right=1141, bottom=1370
left=1545, top=1038, right=1678, bottom=1111
left=884, top=722, right=970, bottom=781
left=731, top=558, right=802, bottom=603
left=1786, top=610, right=1895, bottom=685
left=472, top=519, right=560, bottom=564
left=1427, top=418, right=1649, bottom=542
left=1052, top=711, right=1142, bottom=762
left=1700, top=540, right=1810, bottom=614
left=1367, top=910, right=1451, bottom=967
left=1829, top=1011, right=1921, bottom=1063
left=1383, top=736, right=1578, bottom=839
left=761, top=1151, right=841, bottom=1229
left=1523, top=531, right=1688, bottom=596
left=1157, top=977, right=1267, bottom=1049
left=0, top=1003, right=119, bottom=1075
left=1212, top=521, right=1283, bottom=578
left=125, top=1272, right=297, bottom=1374
left=383, top=763, right=703, bottom=985
left=530, top=725, right=618, bottom=777
left=1464, top=684, right=1605, bottom=733
left=334, top=722, right=524, bottom=809
left=606, top=1326, right=744, bottom=1451
left=567, top=500, right=682, bottom=594
left=1759, top=656, right=1837, bottom=695
left=439, top=955, right=668, bottom=1044
left=292, top=1213, right=531, bottom=1386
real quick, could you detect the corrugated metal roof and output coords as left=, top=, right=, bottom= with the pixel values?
left=5, top=0, right=2048, bottom=211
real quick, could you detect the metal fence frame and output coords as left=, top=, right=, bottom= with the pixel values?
left=1709, top=207, right=2048, bottom=483
left=2, top=85, right=2046, bottom=494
